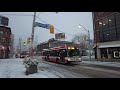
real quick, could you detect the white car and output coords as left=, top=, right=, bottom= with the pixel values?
left=15, top=53, right=20, bottom=58
left=20, top=52, right=28, bottom=58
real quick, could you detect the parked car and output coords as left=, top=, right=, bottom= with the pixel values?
left=20, top=51, right=28, bottom=58
left=15, top=53, right=20, bottom=58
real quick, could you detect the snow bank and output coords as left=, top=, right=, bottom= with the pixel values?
left=0, top=58, right=62, bottom=78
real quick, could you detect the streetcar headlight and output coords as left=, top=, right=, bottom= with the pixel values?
left=79, top=58, right=82, bottom=61
left=68, top=59, right=70, bottom=61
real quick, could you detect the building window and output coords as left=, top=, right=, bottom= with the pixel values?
left=116, top=26, right=120, bottom=40
left=99, top=32, right=103, bottom=42
left=99, top=28, right=103, bottom=42
left=98, top=14, right=118, bottom=42
left=115, top=13, right=120, bottom=24
left=98, top=19, right=103, bottom=30
left=108, top=15, right=115, bottom=27
left=103, top=28, right=110, bottom=41
left=95, top=20, right=99, bottom=30
left=102, top=18, right=109, bottom=29
left=109, top=26, right=117, bottom=41
left=0, top=31, right=3, bottom=44
left=97, top=12, right=104, bottom=15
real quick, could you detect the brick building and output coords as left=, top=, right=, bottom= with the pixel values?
left=93, top=12, right=120, bottom=59
left=0, top=26, right=11, bottom=58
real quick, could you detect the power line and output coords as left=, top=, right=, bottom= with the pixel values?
left=0, top=14, right=33, bottom=16
left=36, top=12, right=44, bottom=17
left=0, top=13, right=76, bottom=37
left=36, top=16, right=75, bottom=37
left=36, top=16, right=47, bottom=23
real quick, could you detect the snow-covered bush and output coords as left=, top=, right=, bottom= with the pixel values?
left=23, top=56, right=39, bottom=68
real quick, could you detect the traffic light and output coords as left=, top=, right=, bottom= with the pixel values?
left=49, top=43, right=51, bottom=48
left=23, top=42, right=26, bottom=46
left=27, top=37, right=31, bottom=44
left=50, top=25, right=54, bottom=34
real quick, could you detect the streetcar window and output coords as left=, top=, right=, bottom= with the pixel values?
left=67, top=49, right=80, bottom=57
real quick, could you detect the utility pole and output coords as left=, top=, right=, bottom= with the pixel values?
left=19, top=38, right=22, bottom=53
left=88, top=30, right=91, bottom=61
left=31, top=12, right=36, bottom=57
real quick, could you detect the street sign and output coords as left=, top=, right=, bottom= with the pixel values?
left=35, top=22, right=50, bottom=29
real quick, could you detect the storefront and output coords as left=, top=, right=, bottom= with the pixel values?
left=99, top=44, right=120, bottom=59
left=0, top=45, right=7, bottom=59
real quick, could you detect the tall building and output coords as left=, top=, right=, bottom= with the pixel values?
left=0, top=26, right=11, bottom=58
left=93, top=12, right=120, bottom=59
left=0, top=15, right=11, bottom=59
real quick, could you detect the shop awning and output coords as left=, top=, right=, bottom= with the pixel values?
left=99, top=44, right=120, bottom=48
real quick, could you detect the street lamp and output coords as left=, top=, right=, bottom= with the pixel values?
left=78, top=24, right=91, bottom=61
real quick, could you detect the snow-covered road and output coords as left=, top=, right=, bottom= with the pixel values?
left=1, top=57, right=120, bottom=78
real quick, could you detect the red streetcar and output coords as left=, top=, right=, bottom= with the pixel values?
left=42, top=45, right=82, bottom=64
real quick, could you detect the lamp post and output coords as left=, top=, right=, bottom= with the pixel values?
left=78, top=24, right=91, bottom=61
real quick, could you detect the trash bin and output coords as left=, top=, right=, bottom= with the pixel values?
left=23, top=56, right=39, bottom=75
left=25, top=65, right=38, bottom=75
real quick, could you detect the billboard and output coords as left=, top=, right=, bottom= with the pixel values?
left=55, top=33, right=65, bottom=39
left=0, top=16, right=9, bottom=26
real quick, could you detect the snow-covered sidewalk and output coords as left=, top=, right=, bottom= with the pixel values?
left=0, top=58, right=63, bottom=78
left=81, top=60, right=120, bottom=68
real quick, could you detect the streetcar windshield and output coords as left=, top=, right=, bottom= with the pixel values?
left=67, top=49, right=80, bottom=57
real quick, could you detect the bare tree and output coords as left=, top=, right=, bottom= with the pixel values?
left=71, top=33, right=88, bottom=49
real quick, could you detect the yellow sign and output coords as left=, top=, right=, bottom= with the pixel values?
left=50, top=25, right=54, bottom=34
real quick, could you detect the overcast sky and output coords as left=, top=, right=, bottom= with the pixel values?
left=0, top=12, right=93, bottom=48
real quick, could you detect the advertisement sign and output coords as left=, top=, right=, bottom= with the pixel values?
left=55, top=33, right=65, bottom=39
